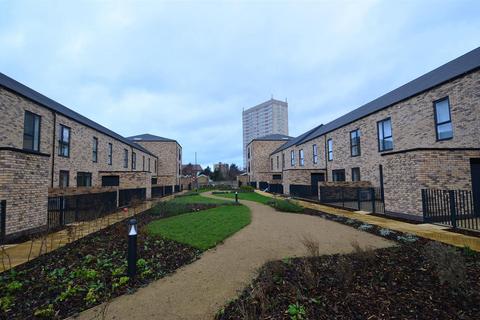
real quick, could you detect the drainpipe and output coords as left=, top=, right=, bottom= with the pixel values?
left=324, top=135, right=328, bottom=181
left=51, top=112, right=56, bottom=188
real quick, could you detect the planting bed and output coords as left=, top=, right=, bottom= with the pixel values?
left=0, top=202, right=216, bottom=320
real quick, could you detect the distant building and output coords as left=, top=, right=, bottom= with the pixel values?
left=242, top=98, right=288, bottom=168
left=182, top=163, right=203, bottom=176
left=214, top=162, right=229, bottom=178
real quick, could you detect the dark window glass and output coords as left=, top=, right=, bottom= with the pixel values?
left=313, top=144, right=318, bottom=164
left=132, top=152, right=136, bottom=170
left=299, top=149, right=304, bottom=166
left=143, top=156, right=145, bottom=170
left=148, top=158, right=151, bottom=172
left=272, top=174, right=282, bottom=180
left=77, top=172, right=92, bottom=187
left=151, top=178, right=158, bottom=185
left=282, top=153, right=285, bottom=168
left=276, top=156, right=279, bottom=169
left=377, top=118, right=393, bottom=151
left=434, top=98, right=453, bottom=140
left=290, top=150, right=295, bottom=166
left=351, top=167, right=361, bottom=181
left=102, top=175, right=119, bottom=186
left=271, top=158, right=274, bottom=170
left=108, top=143, right=113, bottom=165
left=123, top=149, right=128, bottom=168
left=327, top=139, right=333, bottom=161
left=247, top=148, right=250, bottom=159
left=59, top=170, right=69, bottom=188
left=350, top=130, right=361, bottom=157
left=92, top=137, right=98, bottom=162
left=332, top=169, right=346, bottom=182
left=23, top=111, right=41, bottom=152
left=58, top=125, right=70, bottom=157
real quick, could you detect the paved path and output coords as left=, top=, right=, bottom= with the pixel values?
left=77, top=193, right=392, bottom=320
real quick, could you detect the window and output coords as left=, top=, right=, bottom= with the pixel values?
left=148, top=158, right=151, bottom=172
left=247, top=147, right=250, bottom=159
left=377, top=118, right=393, bottom=151
left=434, top=98, right=453, bottom=140
left=102, top=175, right=119, bottom=187
left=313, top=144, right=318, bottom=164
left=248, top=162, right=250, bottom=173
left=151, top=177, right=158, bottom=185
left=299, top=149, right=304, bottom=166
left=327, top=139, right=333, bottom=161
left=155, top=160, right=157, bottom=173
left=282, top=153, right=285, bottom=168
left=58, top=125, right=70, bottom=157
left=59, top=170, right=69, bottom=188
left=77, top=172, right=92, bottom=187
left=351, top=167, right=361, bottom=181
left=271, top=158, right=274, bottom=170
left=23, top=111, right=41, bottom=152
left=272, top=174, right=282, bottom=180
left=350, top=129, right=360, bottom=157
left=108, top=143, right=113, bottom=165
left=290, top=150, right=295, bottom=166
left=332, top=169, right=346, bottom=182
left=143, top=156, right=145, bottom=170
left=92, top=137, right=98, bottom=162
left=132, top=152, right=136, bottom=170
left=276, top=156, right=279, bottom=169
left=179, top=149, right=181, bottom=161
left=123, top=149, right=128, bottom=168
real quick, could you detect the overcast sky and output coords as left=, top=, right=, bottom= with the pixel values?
left=1, top=0, right=479, bottom=169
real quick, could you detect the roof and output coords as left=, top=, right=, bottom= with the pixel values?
left=243, top=98, right=288, bottom=114
left=301, top=46, right=480, bottom=144
left=127, top=133, right=177, bottom=143
left=250, top=133, right=293, bottom=143
left=0, top=72, right=156, bottom=157
left=271, top=124, right=324, bottom=154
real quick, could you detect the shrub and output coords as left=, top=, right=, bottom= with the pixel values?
left=239, top=185, right=255, bottom=193
left=268, top=199, right=303, bottom=213
left=287, top=303, right=306, bottom=320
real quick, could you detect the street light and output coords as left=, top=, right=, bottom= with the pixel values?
left=127, top=218, right=138, bottom=278
left=235, top=191, right=238, bottom=203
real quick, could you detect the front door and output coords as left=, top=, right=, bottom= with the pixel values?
left=471, top=159, right=480, bottom=216
left=311, top=173, right=325, bottom=198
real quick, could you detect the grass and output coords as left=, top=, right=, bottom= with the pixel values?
left=170, top=194, right=234, bottom=205
left=146, top=205, right=251, bottom=250
left=268, top=199, right=304, bottom=213
left=215, top=192, right=273, bottom=205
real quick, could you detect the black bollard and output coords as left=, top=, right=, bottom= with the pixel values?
left=235, top=191, right=238, bottom=203
left=127, top=218, right=138, bottom=278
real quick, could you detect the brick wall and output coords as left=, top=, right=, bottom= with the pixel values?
left=248, top=139, right=288, bottom=183
left=99, top=171, right=152, bottom=199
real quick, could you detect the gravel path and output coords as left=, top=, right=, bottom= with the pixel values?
left=76, top=193, right=393, bottom=320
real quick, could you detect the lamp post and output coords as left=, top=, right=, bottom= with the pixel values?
left=127, top=218, right=138, bottom=278
left=235, top=191, right=238, bottom=204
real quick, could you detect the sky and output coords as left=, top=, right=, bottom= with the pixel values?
left=1, top=0, right=479, bottom=169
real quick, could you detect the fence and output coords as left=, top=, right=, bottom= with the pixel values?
left=269, top=184, right=284, bottom=194
left=164, top=185, right=173, bottom=196
left=249, top=182, right=257, bottom=188
left=422, top=189, right=479, bottom=231
left=119, top=188, right=147, bottom=207
left=174, top=185, right=180, bottom=193
left=152, top=185, right=165, bottom=198
left=289, top=184, right=318, bottom=201
left=48, top=191, right=118, bottom=229
left=0, top=200, right=5, bottom=241
left=259, top=181, right=269, bottom=190
left=318, top=186, right=385, bottom=214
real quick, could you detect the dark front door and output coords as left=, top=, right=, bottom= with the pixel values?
left=471, top=159, right=480, bottom=216
left=311, top=173, right=325, bottom=197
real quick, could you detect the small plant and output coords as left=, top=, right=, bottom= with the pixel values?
left=379, top=228, right=395, bottom=237
left=300, top=235, right=320, bottom=257
left=345, top=219, right=356, bottom=225
left=0, top=295, right=13, bottom=312
left=85, top=287, right=98, bottom=305
left=397, top=233, right=418, bottom=243
left=239, top=185, right=254, bottom=193
left=49, top=267, right=66, bottom=279
left=111, top=266, right=126, bottom=277
left=287, top=303, right=306, bottom=320
left=112, top=276, right=130, bottom=289
left=358, top=223, right=373, bottom=231
left=462, top=245, right=476, bottom=257
left=57, top=284, right=79, bottom=302
left=6, top=280, right=23, bottom=293
left=136, top=258, right=147, bottom=269
left=34, top=304, right=54, bottom=318
left=269, top=199, right=303, bottom=213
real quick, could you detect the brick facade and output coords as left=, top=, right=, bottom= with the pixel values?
left=247, top=139, right=291, bottom=184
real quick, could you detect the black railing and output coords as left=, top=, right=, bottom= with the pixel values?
left=0, top=200, right=6, bottom=241
left=48, top=192, right=117, bottom=229
left=249, top=182, right=257, bottom=188
left=269, top=184, right=284, bottom=194
left=290, top=184, right=317, bottom=201
left=152, top=186, right=165, bottom=198
left=422, top=189, right=479, bottom=231
left=319, top=186, right=385, bottom=214
left=165, top=185, right=173, bottom=195
left=259, top=181, right=269, bottom=190
left=174, top=185, right=180, bottom=193
left=119, top=188, right=146, bottom=207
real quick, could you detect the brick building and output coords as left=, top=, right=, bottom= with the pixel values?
left=0, top=73, right=181, bottom=240
left=259, top=47, right=480, bottom=221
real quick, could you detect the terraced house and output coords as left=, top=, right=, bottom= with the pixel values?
left=262, top=47, right=480, bottom=223
left=0, top=73, right=181, bottom=241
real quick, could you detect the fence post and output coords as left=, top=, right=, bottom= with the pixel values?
left=341, top=187, right=345, bottom=207
left=371, top=188, right=376, bottom=214
left=0, top=200, right=6, bottom=241
left=448, top=190, right=457, bottom=229
left=357, top=188, right=361, bottom=211
left=60, top=197, right=65, bottom=226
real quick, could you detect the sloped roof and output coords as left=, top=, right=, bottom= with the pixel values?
left=127, top=133, right=177, bottom=143
left=251, top=133, right=293, bottom=142
left=271, top=124, right=324, bottom=154
left=0, top=72, right=156, bottom=157
left=301, top=46, right=480, bottom=144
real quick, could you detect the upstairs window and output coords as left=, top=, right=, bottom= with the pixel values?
left=290, top=150, right=295, bottom=166
left=58, top=125, right=71, bottom=157
left=271, top=158, right=274, bottom=170
left=377, top=118, right=393, bottom=151
left=332, top=169, right=345, bottom=182
left=350, top=129, right=360, bottom=157
left=434, top=98, right=453, bottom=140
left=282, top=153, right=285, bottom=168
left=148, top=158, right=151, bottom=172
left=143, top=156, right=145, bottom=170
left=108, top=143, right=113, bottom=165
left=351, top=167, right=361, bottom=181
left=327, top=139, right=333, bottom=161
left=312, top=144, right=318, bottom=164
left=77, top=172, right=92, bottom=187
left=23, top=111, right=41, bottom=152
left=123, top=149, right=128, bottom=168
left=92, top=137, right=98, bottom=163
left=59, top=170, right=69, bottom=188
left=132, top=152, right=137, bottom=170
left=299, top=149, right=305, bottom=166
left=179, top=149, right=182, bottom=161
left=155, top=160, right=158, bottom=173
left=276, top=155, right=279, bottom=169
left=247, top=147, right=250, bottom=159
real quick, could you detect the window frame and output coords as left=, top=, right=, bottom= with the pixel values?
left=350, top=129, right=361, bottom=157
left=433, top=97, right=453, bottom=141
left=351, top=167, right=361, bottom=182
left=77, top=172, right=92, bottom=187
left=312, top=144, right=318, bottom=164
left=299, top=149, right=305, bottom=166
left=59, top=170, right=69, bottom=188
left=282, top=153, right=285, bottom=169
left=332, top=169, right=346, bottom=182
left=327, top=139, right=333, bottom=161
left=92, top=137, right=98, bottom=163
left=23, top=111, right=41, bottom=152
left=148, top=158, right=151, bottom=172
left=123, top=149, right=128, bottom=168
left=290, top=150, right=295, bottom=167
left=108, top=143, right=113, bottom=165
left=271, top=157, right=274, bottom=170
left=132, top=152, right=137, bottom=170
left=58, top=125, right=71, bottom=158
left=377, top=117, right=393, bottom=152
left=276, top=155, right=279, bottom=169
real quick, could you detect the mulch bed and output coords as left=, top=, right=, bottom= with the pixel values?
left=217, top=207, right=480, bottom=320
left=0, top=203, right=215, bottom=320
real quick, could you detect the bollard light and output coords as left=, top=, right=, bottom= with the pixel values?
left=127, top=218, right=138, bottom=278
left=235, top=191, right=238, bottom=203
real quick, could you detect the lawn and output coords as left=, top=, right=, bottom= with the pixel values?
left=214, top=192, right=273, bottom=204
left=170, top=194, right=234, bottom=205
left=146, top=205, right=251, bottom=250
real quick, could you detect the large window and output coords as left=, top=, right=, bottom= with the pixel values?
left=276, top=156, right=279, bottom=169
left=247, top=147, right=250, bottom=159
left=290, top=150, right=295, bottom=166
left=59, top=170, right=69, bottom=188
left=350, top=129, right=360, bottom=157
left=313, top=144, right=318, bottom=164
left=132, top=152, right=137, bottom=170
left=282, top=153, right=285, bottom=168
left=108, top=143, right=113, bottom=165
left=351, top=167, right=361, bottom=181
left=102, top=175, right=119, bottom=187
left=77, top=172, right=92, bottom=187
left=327, top=139, right=333, bottom=161
left=434, top=98, right=453, bottom=140
left=148, top=158, right=151, bottom=172
left=23, top=111, right=41, bottom=152
left=58, top=125, right=71, bottom=157
left=123, top=149, right=128, bottom=168
left=143, top=156, right=145, bottom=170
left=92, top=137, right=98, bottom=163
left=377, top=118, right=393, bottom=151
left=271, top=158, right=274, bottom=170
left=332, top=169, right=346, bottom=182
left=299, top=149, right=305, bottom=166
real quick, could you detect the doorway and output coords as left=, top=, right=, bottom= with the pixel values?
left=311, top=173, right=325, bottom=197
left=471, top=158, right=480, bottom=216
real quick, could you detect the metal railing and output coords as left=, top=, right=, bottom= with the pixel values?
left=119, top=188, right=147, bottom=207
left=319, top=186, right=384, bottom=214
left=269, top=184, right=284, bottom=194
left=0, top=200, right=5, bottom=241
left=259, top=181, right=269, bottom=190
